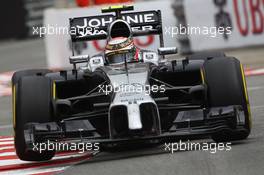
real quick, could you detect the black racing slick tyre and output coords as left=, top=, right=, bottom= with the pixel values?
left=202, top=57, right=251, bottom=142
left=13, top=76, right=55, bottom=161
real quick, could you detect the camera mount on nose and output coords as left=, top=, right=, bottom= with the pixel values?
left=101, top=5, right=134, bottom=19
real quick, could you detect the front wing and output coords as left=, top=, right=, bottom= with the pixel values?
left=24, top=105, right=247, bottom=149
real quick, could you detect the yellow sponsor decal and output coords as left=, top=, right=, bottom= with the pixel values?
left=200, top=68, right=205, bottom=84
left=102, top=5, right=123, bottom=12
left=102, top=5, right=133, bottom=12
left=109, top=5, right=124, bottom=9
left=240, top=63, right=252, bottom=129
left=53, top=82, right=56, bottom=100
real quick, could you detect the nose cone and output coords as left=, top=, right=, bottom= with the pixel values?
left=127, top=104, right=142, bottom=130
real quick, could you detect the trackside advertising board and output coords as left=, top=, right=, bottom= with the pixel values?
left=44, top=0, right=176, bottom=68
left=184, top=0, right=264, bottom=51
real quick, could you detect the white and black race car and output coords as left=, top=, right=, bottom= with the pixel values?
left=12, top=5, right=251, bottom=161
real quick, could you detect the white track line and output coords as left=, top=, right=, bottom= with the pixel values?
left=0, top=125, right=12, bottom=129
left=0, top=135, right=92, bottom=174
left=0, top=146, right=14, bottom=151
left=0, top=153, right=89, bottom=166
left=0, top=137, right=14, bottom=141
left=0, top=141, right=13, bottom=145
left=245, top=68, right=264, bottom=76
left=248, top=86, right=264, bottom=91
left=0, top=152, right=16, bottom=156
left=251, top=105, right=264, bottom=109
left=0, top=166, right=68, bottom=175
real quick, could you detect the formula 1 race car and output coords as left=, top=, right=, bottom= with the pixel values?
left=12, top=5, right=251, bottom=161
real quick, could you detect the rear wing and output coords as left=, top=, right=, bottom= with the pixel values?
left=69, top=10, right=163, bottom=44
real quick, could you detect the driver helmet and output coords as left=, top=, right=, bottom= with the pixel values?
left=105, top=37, right=138, bottom=65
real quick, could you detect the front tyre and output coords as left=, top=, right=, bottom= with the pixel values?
left=202, top=57, right=251, bottom=142
left=13, top=76, right=55, bottom=161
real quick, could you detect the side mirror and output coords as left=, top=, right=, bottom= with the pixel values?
left=69, top=55, right=89, bottom=70
left=142, top=52, right=159, bottom=66
left=158, top=47, right=178, bottom=55
left=69, top=55, right=89, bottom=64
left=88, top=56, right=104, bottom=71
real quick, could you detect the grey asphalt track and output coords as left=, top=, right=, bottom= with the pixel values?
left=0, top=39, right=263, bottom=175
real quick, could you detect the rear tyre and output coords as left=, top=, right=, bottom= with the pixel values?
left=203, top=57, right=251, bottom=142
left=13, top=76, right=55, bottom=161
